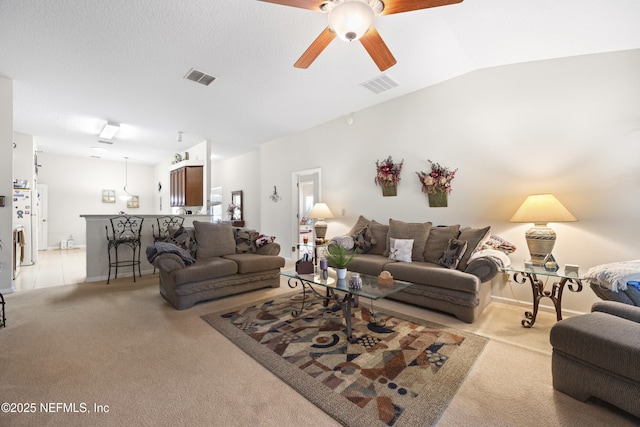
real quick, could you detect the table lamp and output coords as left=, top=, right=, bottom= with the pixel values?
left=510, top=194, right=577, bottom=264
left=307, top=202, right=334, bottom=243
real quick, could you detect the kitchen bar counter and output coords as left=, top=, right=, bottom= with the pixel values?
left=81, top=214, right=213, bottom=282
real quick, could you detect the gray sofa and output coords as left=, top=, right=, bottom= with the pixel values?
left=550, top=301, right=640, bottom=418
left=334, top=217, right=504, bottom=323
left=149, top=221, right=285, bottom=310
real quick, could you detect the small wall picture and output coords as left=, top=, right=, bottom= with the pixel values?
left=127, top=195, right=139, bottom=209
left=102, top=189, right=115, bottom=203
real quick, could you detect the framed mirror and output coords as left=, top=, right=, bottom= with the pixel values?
left=231, top=190, right=243, bottom=225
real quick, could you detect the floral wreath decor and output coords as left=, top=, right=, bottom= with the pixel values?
left=374, top=156, right=404, bottom=188
left=416, top=160, right=457, bottom=194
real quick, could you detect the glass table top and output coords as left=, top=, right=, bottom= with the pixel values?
left=502, top=264, right=586, bottom=280
left=280, top=270, right=413, bottom=300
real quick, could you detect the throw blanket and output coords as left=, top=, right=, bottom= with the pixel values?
left=146, top=242, right=196, bottom=266
left=585, top=260, right=640, bottom=292
left=469, top=249, right=511, bottom=269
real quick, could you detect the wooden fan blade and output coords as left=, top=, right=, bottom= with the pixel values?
left=257, top=0, right=327, bottom=12
left=380, top=0, right=463, bottom=16
left=359, top=26, right=397, bottom=71
left=294, top=27, right=336, bottom=69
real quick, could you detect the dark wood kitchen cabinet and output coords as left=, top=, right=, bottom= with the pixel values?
left=170, top=165, right=203, bottom=207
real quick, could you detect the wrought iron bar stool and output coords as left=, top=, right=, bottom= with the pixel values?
left=152, top=215, right=185, bottom=242
left=151, top=216, right=184, bottom=273
left=105, top=215, right=144, bottom=284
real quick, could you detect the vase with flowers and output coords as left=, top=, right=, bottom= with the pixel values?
left=227, top=203, right=240, bottom=220
left=374, top=156, right=404, bottom=197
left=416, top=160, right=458, bottom=207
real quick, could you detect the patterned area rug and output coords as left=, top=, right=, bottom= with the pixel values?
left=202, top=292, right=487, bottom=427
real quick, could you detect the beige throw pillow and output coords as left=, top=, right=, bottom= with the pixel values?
left=347, top=215, right=371, bottom=236
left=424, top=225, right=460, bottom=264
left=367, top=220, right=389, bottom=255
left=193, top=221, right=236, bottom=259
left=383, top=219, right=432, bottom=262
left=457, top=226, right=491, bottom=271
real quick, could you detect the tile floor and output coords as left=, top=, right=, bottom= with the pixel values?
left=13, top=247, right=86, bottom=292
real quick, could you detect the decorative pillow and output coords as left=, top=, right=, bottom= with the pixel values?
left=367, top=220, right=389, bottom=255
left=330, top=235, right=355, bottom=250
left=389, top=238, right=414, bottom=262
left=457, top=226, right=491, bottom=271
left=439, top=238, right=468, bottom=269
left=193, top=221, right=236, bottom=259
left=353, top=225, right=376, bottom=253
left=164, top=226, right=197, bottom=256
left=481, top=235, right=517, bottom=254
left=234, top=228, right=259, bottom=254
left=255, top=234, right=276, bottom=248
left=347, top=215, right=371, bottom=236
left=383, top=219, right=432, bottom=262
left=423, top=225, right=460, bottom=263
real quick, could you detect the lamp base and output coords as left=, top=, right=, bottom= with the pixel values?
left=525, top=224, right=556, bottom=264
left=314, top=221, right=327, bottom=241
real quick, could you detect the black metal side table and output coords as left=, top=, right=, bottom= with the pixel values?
left=0, top=291, right=6, bottom=328
left=503, top=264, right=585, bottom=328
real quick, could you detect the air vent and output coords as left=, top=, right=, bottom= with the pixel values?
left=184, top=68, right=216, bottom=86
left=360, top=74, right=399, bottom=94
left=98, top=140, right=113, bottom=145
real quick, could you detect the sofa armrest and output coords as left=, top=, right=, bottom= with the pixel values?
left=256, top=242, right=281, bottom=256
left=464, top=257, right=499, bottom=283
left=152, top=253, right=186, bottom=273
left=592, top=301, right=640, bottom=323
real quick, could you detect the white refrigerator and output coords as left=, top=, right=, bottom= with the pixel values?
left=13, top=188, right=38, bottom=266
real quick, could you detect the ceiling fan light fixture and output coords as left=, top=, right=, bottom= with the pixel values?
left=329, top=0, right=374, bottom=42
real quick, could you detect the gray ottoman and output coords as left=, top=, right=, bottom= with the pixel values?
left=549, top=301, right=640, bottom=418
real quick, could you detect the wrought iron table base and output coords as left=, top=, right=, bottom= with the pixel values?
left=0, top=292, right=5, bottom=328
left=513, top=272, right=583, bottom=328
left=287, top=277, right=361, bottom=343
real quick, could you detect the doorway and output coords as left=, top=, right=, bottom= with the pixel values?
left=291, top=168, right=320, bottom=247
left=37, top=183, right=48, bottom=250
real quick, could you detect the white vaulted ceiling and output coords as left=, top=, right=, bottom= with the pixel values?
left=1, top=0, right=639, bottom=164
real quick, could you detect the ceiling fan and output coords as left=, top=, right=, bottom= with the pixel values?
left=258, top=0, right=463, bottom=71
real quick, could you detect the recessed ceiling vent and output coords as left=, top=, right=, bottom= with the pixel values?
left=184, top=68, right=216, bottom=86
left=360, top=74, right=399, bottom=94
left=98, top=140, right=113, bottom=145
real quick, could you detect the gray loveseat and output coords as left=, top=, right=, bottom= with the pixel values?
left=333, top=216, right=505, bottom=323
left=149, top=221, right=285, bottom=310
left=550, top=301, right=640, bottom=418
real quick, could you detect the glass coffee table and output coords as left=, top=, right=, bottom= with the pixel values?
left=280, top=270, right=413, bottom=343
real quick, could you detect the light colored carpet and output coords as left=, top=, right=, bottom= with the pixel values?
left=0, top=274, right=637, bottom=427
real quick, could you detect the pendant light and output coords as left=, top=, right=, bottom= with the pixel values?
left=119, top=157, right=133, bottom=201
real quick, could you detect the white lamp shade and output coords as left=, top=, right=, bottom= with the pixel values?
left=510, top=194, right=577, bottom=224
left=328, top=0, right=374, bottom=42
left=307, top=203, right=334, bottom=220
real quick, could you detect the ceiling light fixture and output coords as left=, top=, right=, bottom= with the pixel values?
left=99, top=122, right=120, bottom=139
left=328, top=0, right=375, bottom=41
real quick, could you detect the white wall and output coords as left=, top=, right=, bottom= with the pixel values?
left=0, top=76, right=13, bottom=292
left=212, top=150, right=261, bottom=229
left=240, top=49, right=640, bottom=314
left=37, top=153, right=156, bottom=247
